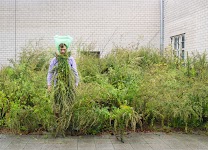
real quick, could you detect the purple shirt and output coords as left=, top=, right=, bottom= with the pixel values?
left=47, top=56, right=79, bottom=86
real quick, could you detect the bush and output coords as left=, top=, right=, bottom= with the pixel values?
left=0, top=45, right=208, bottom=135
left=0, top=47, right=54, bottom=133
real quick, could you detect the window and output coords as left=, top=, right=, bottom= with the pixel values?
left=171, top=33, right=185, bottom=59
left=81, top=51, right=100, bottom=58
left=174, top=36, right=179, bottom=50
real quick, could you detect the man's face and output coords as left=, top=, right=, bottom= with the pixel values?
left=60, top=45, right=67, bottom=55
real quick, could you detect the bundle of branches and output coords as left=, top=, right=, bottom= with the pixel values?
left=53, top=54, right=76, bottom=136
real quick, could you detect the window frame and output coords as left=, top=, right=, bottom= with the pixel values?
left=171, top=33, right=185, bottom=59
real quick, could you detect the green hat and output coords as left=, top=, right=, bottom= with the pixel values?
left=54, top=35, right=73, bottom=52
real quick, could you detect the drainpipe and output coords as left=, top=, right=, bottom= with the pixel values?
left=160, top=0, right=164, bottom=55
left=15, top=0, right=17, bottom=61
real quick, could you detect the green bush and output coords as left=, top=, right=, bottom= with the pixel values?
left=0, top=47, right=54, bottom=133
left=0, top=45, right=208, bottom=135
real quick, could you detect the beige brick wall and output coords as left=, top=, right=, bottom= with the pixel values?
left=164, top=0, right=208, bottom=55
left=0, top=0, right=15, bottom=67
left=0, top=0, right=160, bottom=66
left=1, top=0, right=208, bottom=66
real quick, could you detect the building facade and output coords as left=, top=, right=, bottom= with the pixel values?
left=0, top=0, right=208, bottom=66
left=164, top=0, right=208, bottom=59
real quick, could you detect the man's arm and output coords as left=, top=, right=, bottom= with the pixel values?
left=47, top=58, right=56, bottom=91
left=69, top=57, right=79, bottom=86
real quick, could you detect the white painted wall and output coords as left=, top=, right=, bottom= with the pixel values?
left=0, top=0, right=160, bottom=66
left=164, top=0, right=208, bottom=56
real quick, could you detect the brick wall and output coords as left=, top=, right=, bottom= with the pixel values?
left=0, top=0, right=160, bottom=66
left=0, top=0, right=15, bottom=66
left=164, top=0, right=208, bottom=55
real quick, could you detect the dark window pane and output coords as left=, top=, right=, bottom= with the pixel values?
left=181, top=50, right=185, bottom=59
left=181, top=34, right=185, bottom=48
left=182, top=41, right=185, bottom=48
left=174, top=37, right=179, bottom=50
left=182, top=35, right=185, bottom=41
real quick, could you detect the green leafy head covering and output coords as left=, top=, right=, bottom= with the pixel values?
left=54, top=35, right=73, bottom=54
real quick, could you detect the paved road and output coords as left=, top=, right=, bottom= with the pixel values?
left=0, top=132, right=208, bottom=150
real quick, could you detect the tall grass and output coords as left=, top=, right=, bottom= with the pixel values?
left=52, top=54, right=76, bottom=136
left=0, top=45, right=208, bottom=135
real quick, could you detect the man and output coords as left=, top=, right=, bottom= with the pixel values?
left=47, top=35, right=79, bottom=91
left=47, top=36, right=79, bottom=136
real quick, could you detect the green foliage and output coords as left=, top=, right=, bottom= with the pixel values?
left=0, top=47, right=54, bottom=133
left=111, top=105, right=142, bottom=133
left=52, top=54, right=76, bottom=136
left=1, top=44, right=208, bottom=135
left=0, top=91, right=8, bottom=126
left=72, top=99, right=111, bottom=134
